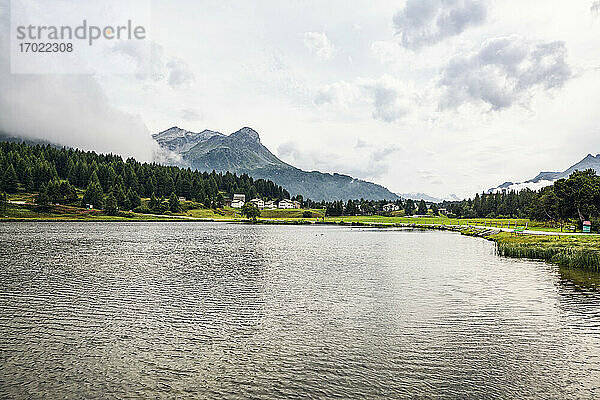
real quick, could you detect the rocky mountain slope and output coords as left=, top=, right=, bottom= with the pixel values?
left=153, top=126, right=400, bottom=201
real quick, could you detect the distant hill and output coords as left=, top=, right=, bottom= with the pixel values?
left=488, top=154, right=600, bottom=193
left=153, top=126, right=400, bottom=201
left=398, top=192, right=461, bottom=203
left=0, top=132, right=60, bottom=147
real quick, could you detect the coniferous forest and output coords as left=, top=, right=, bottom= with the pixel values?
left=0, top=141, right=290, bottom=213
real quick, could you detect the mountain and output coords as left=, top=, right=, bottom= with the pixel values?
left=398, top=192, right=462, bottom=203
left=487, top=154, right=600, bottom=193
left=153, top=127, right=223, bottom=153
left=153, top=126, right=400, bottom=201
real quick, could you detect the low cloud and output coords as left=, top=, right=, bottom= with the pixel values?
left=277, top=140, right=401, bottom=180
left=439, top=36, right=573, bottom=110
left=166, top=59, right=195, bottom=88
left=315, top=76, right=411, bottom=122
left=181, top=109, right=202, bottom=121
left=303, top=32, right=335, bottom=60
left=0, top=8, right=158, bottom=162
left=393, top=0, right=488, bottom=50
left=0, top=74, right=159, bottom=162
left=111, top=40, right=194, bottom=89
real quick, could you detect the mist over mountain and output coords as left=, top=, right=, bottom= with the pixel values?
left=488, top=154, right=600, bottom=193
left=153, top=126, right=400, bottom=201
left=397, top=192, right=462, bottom=203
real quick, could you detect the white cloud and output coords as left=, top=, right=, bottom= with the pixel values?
left=166, top=58, right=195, bottom=88
left=315, top=76, right=413, bottom=122
left=277, top=139, right=401, bottom=180
left=303, top=32, right=335, bottom=60
left=111, top=40, right=194, bottom=89
left=439, top=36, right=573, bottom=110
left=0, top=2, right=159, bottom=162
left=393, top=0, right=488, bottom=50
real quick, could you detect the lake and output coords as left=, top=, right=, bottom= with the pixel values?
left=0, top=222, right=599, bottom=398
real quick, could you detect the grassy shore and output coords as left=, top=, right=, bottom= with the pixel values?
left=488, top=232, right=600, bottom=272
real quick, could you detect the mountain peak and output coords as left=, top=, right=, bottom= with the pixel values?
left=231, top=127, right=260, bottom=143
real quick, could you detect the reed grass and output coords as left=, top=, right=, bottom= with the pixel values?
left=491, top=233, right=600, bottom=271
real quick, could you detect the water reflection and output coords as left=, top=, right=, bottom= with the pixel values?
left=0, top=222, right=598, bottom=398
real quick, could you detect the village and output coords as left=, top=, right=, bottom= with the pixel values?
left=225, top=194, right=302, bottom=210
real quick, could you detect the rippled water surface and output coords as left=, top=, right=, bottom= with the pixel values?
left=1, top=222, right=599, bottom=398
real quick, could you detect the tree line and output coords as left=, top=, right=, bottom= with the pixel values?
left=0, top=141, right=290, bottom=213
left=442, top=169, right=600, bottom=230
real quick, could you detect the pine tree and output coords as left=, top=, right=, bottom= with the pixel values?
left=2, top=163, right=19, bottom=193
left=418, top=200, right=428, bottom=215
left=82, top=180, right=104, bottom=209
left=126, top=188, right=141, bottom=210
left=169, top=192, right=180, bottom=213
left=149, top=192, right=158, bottom=210
left=36, top=184, right=50, bottom=208
left=104, top=192, right=118, bottom=215
left=405, top=199, right=415, bottom=216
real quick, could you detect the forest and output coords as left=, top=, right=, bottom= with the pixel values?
left=0, top=141, right=290, bottom=214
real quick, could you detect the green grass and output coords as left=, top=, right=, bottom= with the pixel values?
left=490, top=232, right=600, bottom=271
left=0, top=204, right=181, bottom=221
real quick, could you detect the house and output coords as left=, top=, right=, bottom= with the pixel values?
left=249, top=198, right=265, bottom=209
left=230, top=194, right=246, bottom=208
left=264, top=200, right=276, bottom=209
left=86, top=204, right=93, bottom=209
left=223, top=199, right=232, bottom=207
left=438, top=208, right=448, bottom=215
left=293, top=200, right=301, bottom=209
left=278, top=199, right=295, bottom=209
left=382, top=203, right=399, bottom=212
left=178, top=196, right=186, bottom=202
left=231, top=199, right=245, bottom=208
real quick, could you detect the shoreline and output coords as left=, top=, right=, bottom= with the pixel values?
left=3, top=216, right=599, bottom=271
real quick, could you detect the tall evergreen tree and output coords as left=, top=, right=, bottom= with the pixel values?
left=169, top=192, right=180, bottom=213
left=2, top=163, right=19, bottom=193
left=418, top=200, right=428, bottom=215
left=104, top=192, right=118, bottom=215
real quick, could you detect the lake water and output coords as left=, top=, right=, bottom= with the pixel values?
left=0, top=222, right=599, bottom=398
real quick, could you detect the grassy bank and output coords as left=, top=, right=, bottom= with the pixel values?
left=488, top=232, right=600, bottom=272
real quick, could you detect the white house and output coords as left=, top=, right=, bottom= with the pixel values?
left=278, top=199, right=295, bottom=209
left=249, top=198, right=264, bottom=209
left=231, top=199, right=245, bottom=208
left=230, top=193, right=246, bottom=208
left=264, top=200, right=276, bottom=209
left=382, top=203, right=400, bottom=212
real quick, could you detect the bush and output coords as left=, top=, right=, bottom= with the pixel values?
left=302, top=211, right=313, bottom=218
left=133, top=205, right=150, bottom=214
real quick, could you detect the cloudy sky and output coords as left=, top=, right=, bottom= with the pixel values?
left=1, top=0, right=600, bottom=198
